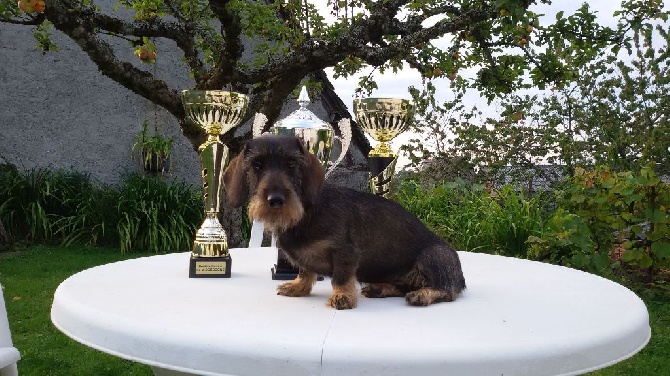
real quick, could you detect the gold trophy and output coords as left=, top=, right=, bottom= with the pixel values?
left=182, top=90, right=248, bottom=278
left=353, top=98, right=415, bottom=197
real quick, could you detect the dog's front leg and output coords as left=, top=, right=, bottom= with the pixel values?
left=277, top=269, right=317, bottom=297
left=327, top=260, right=358, bottom=310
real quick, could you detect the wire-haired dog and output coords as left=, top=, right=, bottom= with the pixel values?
left=224, top=134, right=466, bottom=310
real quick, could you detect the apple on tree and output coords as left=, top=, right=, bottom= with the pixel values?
left=134, top=46, right=157, bottom=64
left=33, top=0, right=45, bottom=12
left=18, top=0, right=45, bottom=13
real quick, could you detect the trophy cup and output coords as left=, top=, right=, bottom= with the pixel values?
left=353, top=98, right=415, bottom=197
left=182, top=90, right=248, bottom=278
left=253, top=86, right=351, bottom=279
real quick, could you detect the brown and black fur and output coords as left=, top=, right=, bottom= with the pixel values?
left=224, top=135, right=466, bottom=310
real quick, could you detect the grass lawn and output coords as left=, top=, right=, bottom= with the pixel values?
left=1, top=245, right=669, bottom=375
left=1, top=245, right=153, bottom=375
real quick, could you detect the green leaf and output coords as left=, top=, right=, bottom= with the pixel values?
left=645, top=208, right=668, bottom=224
left=571, top=252, right=589, bottom=268
left=621, top=247, right=641, bottom=262
left=592, top=253, right=610, bottom=272
left=651, top=241, right=670, bottom=259
left=639, top=254, right=653, bottom=269
left=571, top=194, right=586, bottom=203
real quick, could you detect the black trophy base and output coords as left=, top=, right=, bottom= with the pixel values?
left=189, top=255, right=232, bottom=278
left=271, top=265, right=298, bottom=280
left=271, top=249, right=324, bottom=281
left=271, top=250, right=298, bottom=280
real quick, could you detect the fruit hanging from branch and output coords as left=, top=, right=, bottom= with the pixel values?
left=134, top=45, right=156, bottom=64
left=17, top=0, right=44, bottom=13
left=33, top=0, right=45, bottom=12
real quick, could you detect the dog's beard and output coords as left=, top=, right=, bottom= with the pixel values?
left=248, top=193, right=304, bottom=233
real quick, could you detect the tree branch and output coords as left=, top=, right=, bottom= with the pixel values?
left=200, top=0, right=244, bottom=90
left=45, top=0, right=199, bottom=146
left=76, top=6, right=207, bottom=83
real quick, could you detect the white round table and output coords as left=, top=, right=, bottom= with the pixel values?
left=51, top=248, right=650, bottom=376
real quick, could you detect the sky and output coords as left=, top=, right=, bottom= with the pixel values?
left=323, top=0, right=635, bottom=165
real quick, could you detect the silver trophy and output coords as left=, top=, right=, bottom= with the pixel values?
left=252, top=86, right=352, bottom=279
left=253, top=86, right=351, bottom=178
left=181, top=90, right=248, bottom=278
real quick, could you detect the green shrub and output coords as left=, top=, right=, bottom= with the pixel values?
left=483, top=185, right=550, bottom=257
left=52, top=183, right=121, bottom=247
left=561, top=166, right=670, bottom=276
left=0, top=165, right=87, bottom=242
left=116, top=173, right=203, bottom=253
left=393, top=179, right=549, bottom=257
left=526, top=165, right=670, bottom=278
left=526, top=208, right=603, bottom=271
left=0, top=165, right=204, bottom=253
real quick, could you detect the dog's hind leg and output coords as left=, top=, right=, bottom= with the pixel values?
left=277, top=270, right=317, bottom=297
left=401, top=244, right=466, bottom=306
left=405, top=287, right=456, bottom=306
left=361, top=283, right=405, bottom=298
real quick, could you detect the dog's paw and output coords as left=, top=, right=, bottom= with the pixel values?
left=405, top=290, right=432, bottom=306
left=361, top=284, right=384, bottom=298
left=277, top=281, right=311, bottom=297
left=361, top=283, right=404, bottom=298
left=327, top=293, right=357, bottom=310
left=405, top=288, right=452, bottom=306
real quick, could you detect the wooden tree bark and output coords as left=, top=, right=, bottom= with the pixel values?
left=0, top=218, right=8, bottom=248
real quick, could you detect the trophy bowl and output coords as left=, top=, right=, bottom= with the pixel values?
left=181, top=90, right=248, bottom=147
left=181, top=90, right=248, bottom=278
left=353, top=98, right=415, bottom=157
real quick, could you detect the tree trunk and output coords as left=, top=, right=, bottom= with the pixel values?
left=220, top=203, right=247, bottom=248
left=0, top=218, right=8, bottom=248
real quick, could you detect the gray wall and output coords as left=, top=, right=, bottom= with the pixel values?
left=0, top=19, right=367, bottom=189
left=1, top=20, right=200, bottom=185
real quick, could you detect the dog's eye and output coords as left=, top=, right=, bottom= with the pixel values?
left=252, top=161, right=263, bottom=171
left=287, top=160, right=297, bottom=169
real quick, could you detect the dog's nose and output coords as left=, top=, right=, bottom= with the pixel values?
left=267, top=192, right=285, bottom=208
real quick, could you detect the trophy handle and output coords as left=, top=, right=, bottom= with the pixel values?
left=252, top=113, right=268, bottom=138
left=325, top=118, right=352, bottom=179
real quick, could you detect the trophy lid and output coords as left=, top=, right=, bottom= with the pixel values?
left=274, top=86, right=331, bottom=130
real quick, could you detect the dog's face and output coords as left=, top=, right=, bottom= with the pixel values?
left=223, top=135, right=325, bottom=232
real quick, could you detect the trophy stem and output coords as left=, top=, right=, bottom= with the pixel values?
left=190, top=139, right=231, bottom=278
left=369, top=141, right=395, bottom=158
left=368, top=155, right=398, bottom=197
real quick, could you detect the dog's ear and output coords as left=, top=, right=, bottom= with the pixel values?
left=302, top=146, right=326, bottom=205
left=223, top=147, right=249, bottom=208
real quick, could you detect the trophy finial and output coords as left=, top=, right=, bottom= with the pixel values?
left=297, top=86, right=310, bottom=109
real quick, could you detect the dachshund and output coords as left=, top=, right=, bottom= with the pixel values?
left=223, top=134, right=465, bottom=309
